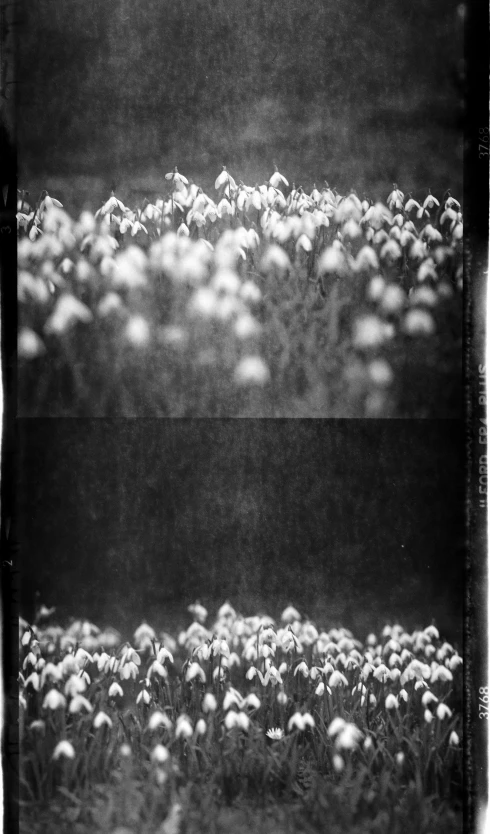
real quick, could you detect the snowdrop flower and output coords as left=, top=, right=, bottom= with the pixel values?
left=436, top=703, right=452, bottom=721
left=421, top=691, right=438, bottom=707
left=449, top=731, right=459, bottom=747
left=52, top=740, right=75, bottom=761
left=403, top=308, right=435, bottom=336
left=108, top=681, right=124, bottom=699
left=260, top=244, right=291, bottom=274
left=329, top=671, right=348, bottom=689
left=294, top=661, right=309, bottom=678
left=269, top=166, right=289, bottom=189
left=175, top=715, right=193, bottom=739
left=277, top=691, right=288, bottom=706
left=431, top=666, right=453, bottom=683
left=43, top=689, right=66, bottom=710
left=18, top=328, right=46, bottom=360
left=151, top=744, right=170, bottom=764
left=399, top=689, right=409, bottom=703
left=69, top=695, right=93, bottom=714
left=234, top=356, right=270, bottom=386
left=335, top=724, right=363, bottom=751
left=44, top=294, right=93, bottom=335
left=385, top=694, right=398, bottom=711
left=368, top=359, right=394, bottom=388
left=281, top=606, right=301, bottom=623
left=266, top=727, right=285, bottom=740
left=223, top=688, right=243, bottom=711
left=202, top=693, right=217, bottom=714
left=353, top=315, right=386, bottom=350
left=244, top=693, right=261, bottom=710
left=373, top=664, right=390, bottom=683
left=424, top=709, right=433, bottom=724
left=288, top=712, right=315, bottom=732
left=125, top=315, right=150, bottom=348
left=136, top=689, right=151, bottom=706
left=148, top=711, right=173, bottom=732
left=93, top=711, right=113, bottom=729
left=332, top=754, right=345, bottom=772
left=396, top=752, right=405, bottom=766
left=195, top=718, right=207, bottom=737
left=185, top=662, right=206, bottom=683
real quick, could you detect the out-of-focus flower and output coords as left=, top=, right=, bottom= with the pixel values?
left=353, top=315, right=386, bottom=350
left=52, top=740, right=75, bottom=760
left=424, top=709, right=433, bottom=724
left=43, top=689, right=66, bottom=710
left=421, top=691, right=438, bottom=707
left=125, top=315, right=150, bottom=347
left=175, top=715, right=193, bottom=739
left=333, top=754, right=345, bottom=772
left=367, top=359, right=394, bottom=388
left=335, top=723, right=363, bottom=751
left=195, top=718, right=207, bottom=736
left=288, top=712, right=315, bottom=732
left=260, top=244, right=291, bottom=275
left=18, top=328, right=46, bottom=360
left=202, top=693, right=218, bottom=713
left=44, top=294, right=93, bottom=335
left=449, top=731, right=460, bottom=747
left=93, top=711, right=113, bottom=729
left=69, top=695, right=93, bottom=714
left=234, top=356, right=270, bottom=386
left=151, top=744, right=170, bottom=764
left=385, top=694, right=398, bottom=711
left=148, top=711, right=173, bottom=732
left=403, top=309, right=435, bottom=337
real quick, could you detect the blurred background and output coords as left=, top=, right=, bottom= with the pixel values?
left=17, top=420, right=465, bottom=645
left=16, top=0, right=465, bottom=211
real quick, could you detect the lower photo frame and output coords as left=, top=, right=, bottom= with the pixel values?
left=12, top=418, right=467, bottom=833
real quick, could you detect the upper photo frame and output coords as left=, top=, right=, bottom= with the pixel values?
left=15, top=1, right=464, bottom=417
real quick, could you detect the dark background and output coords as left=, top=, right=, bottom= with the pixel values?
left=16, top=0, right=464, bottom=210
left=17, top=420, right=465, bottom=645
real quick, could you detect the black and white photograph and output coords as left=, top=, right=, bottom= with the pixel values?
left=13, top=0, right=465, bottom=417
left=1, top=0, right=486, bottom=832
left=14, top=421, right=465, bottom=833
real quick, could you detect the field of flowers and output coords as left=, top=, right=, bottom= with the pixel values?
left=19, top=601, right=463, bottom=833
left=17, top=168, right=463, bottom=417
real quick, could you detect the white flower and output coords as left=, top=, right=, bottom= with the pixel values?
left=148, top=711, right=173, bottom=732
left=185, top=662, right=206, bottom=683
left=234, top=356, right=270, bottom=386
left=151, top=744, right=170, bottom=764
left=52, top=740, right=75, bottom=761
left=424, top=709, right=433, bottom=724
left=244, top=693, right=261, bottom=710
left=175, top=715, right=193, bottom=739
left=69, top=695, right=93, bottom=714
left=288, top=712, right=315, bottom=732
left=385, top=694, right=398, bottom=711
left=329, top=671, right=348, bottom=688
left=42, top=689, right=66, bottom=710
left=315, top=681, right=325, bottom=696
left=266, top=727, right=285, bottom=741
left=108, top=681, right=124, bottom=699
left=195, top=718, right=207, bottom=736
left=436, top=703, right=452, bottom=721
left=136, top=690, right=151, bottom=705
left=353, top=315, right=386, bottom=350
left=281, top=606, right=301, bottom=623
left=125, top=315, right=150, bottom=347
left=18, top=328, right=46, bottom=360
left=260, top=244, right=291, bottom=274
left=449, top=731, right=459, bottom=747
left=44, top=294, right=93, bottom=335
left=277, top=691, right=288, bottom=706
left=396, top=752, right=405, bottom=766
left=430, top=666, right=453, bottom=683
left=332, top=754, right=344, bottom=772
left=202, top=693, right=217, bottom=714
left=335, top=724, right=363, bottom=751
left=403, top=309, right=435, bottom=337
left=421, top=691, right=438, bottom=707
left=93, top=711, right=113, bottom=729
